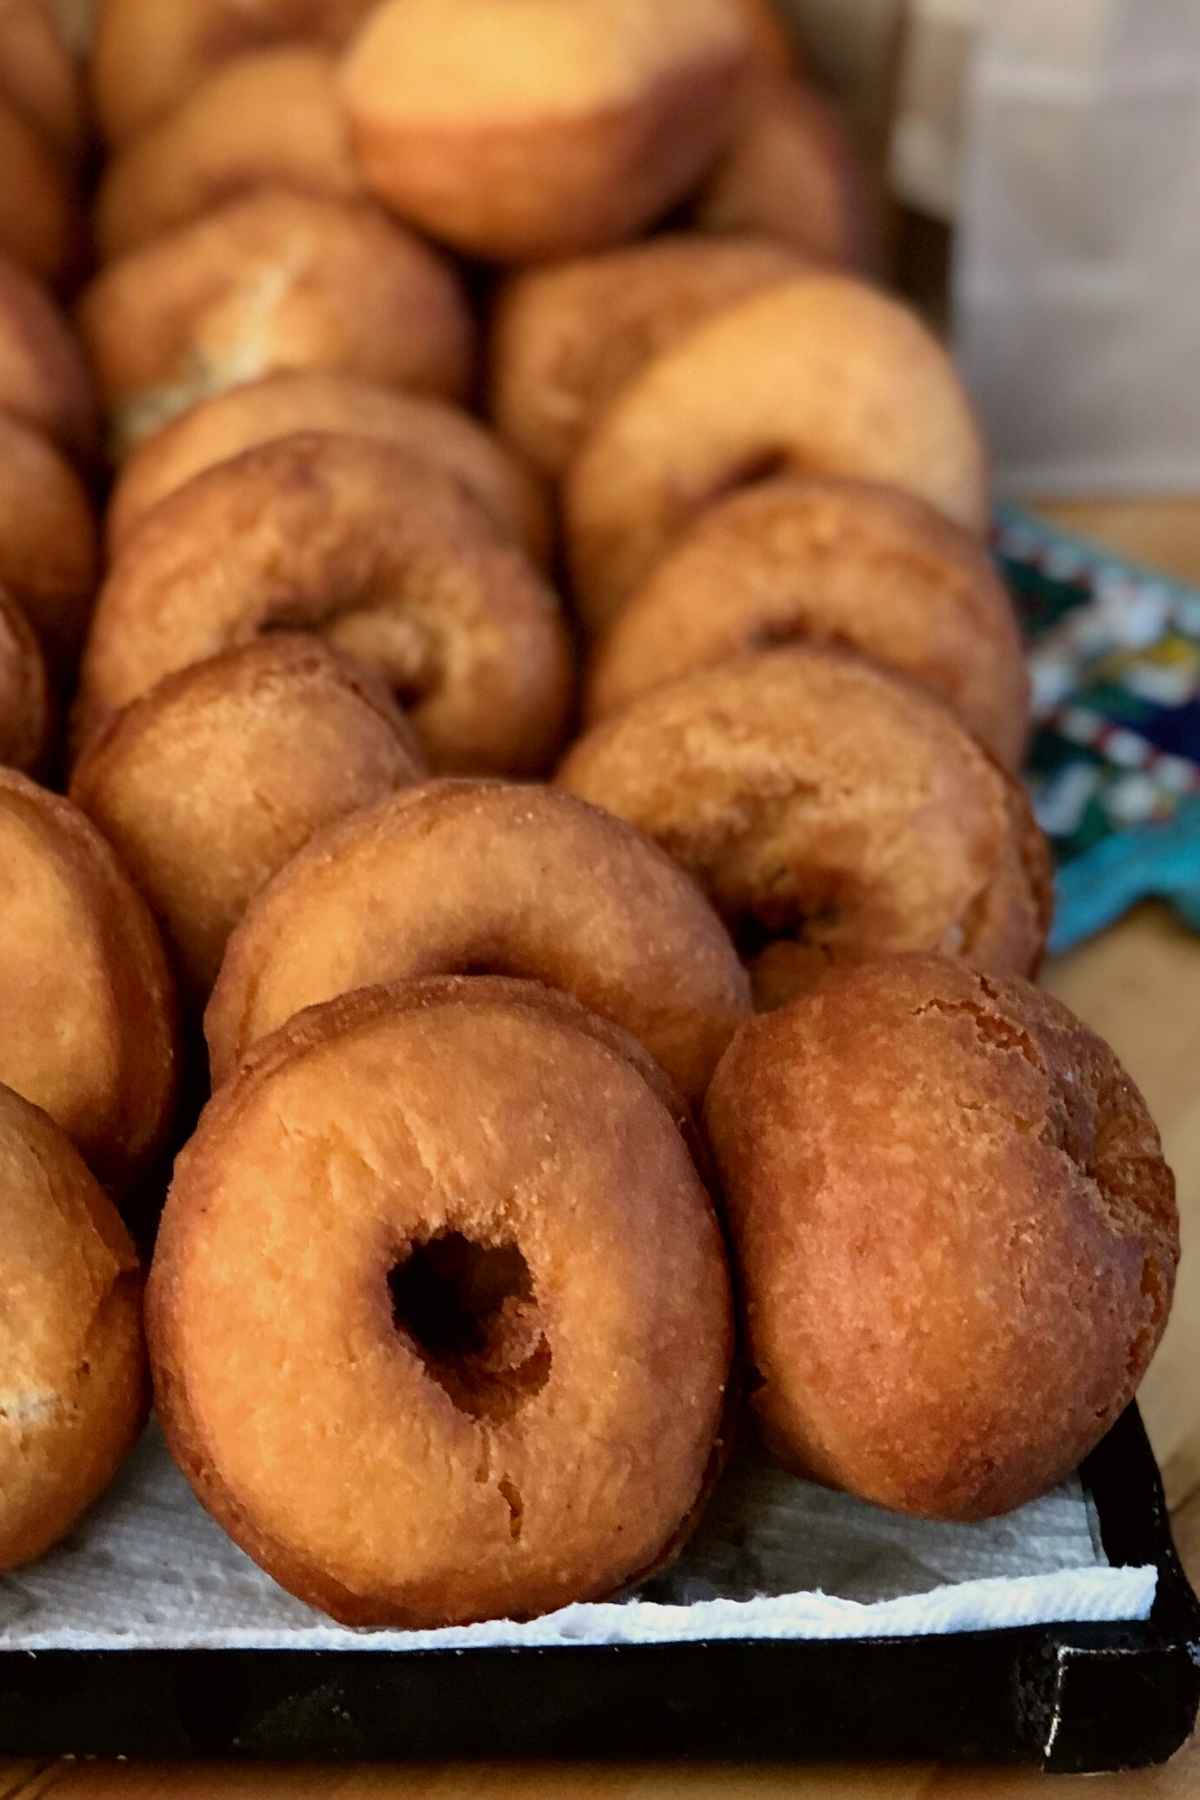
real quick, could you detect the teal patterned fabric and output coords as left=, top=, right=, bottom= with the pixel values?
left=995, top=506, right=1200, bottom=952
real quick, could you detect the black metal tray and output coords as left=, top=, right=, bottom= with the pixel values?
left=0, top=1404, right=1194, bottom=1771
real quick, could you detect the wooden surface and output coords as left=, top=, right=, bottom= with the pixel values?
left=6, top=497, right=1199, bottom=1795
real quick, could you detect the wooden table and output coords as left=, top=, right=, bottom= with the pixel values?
left=4, top=500, right=1197, bottom=1797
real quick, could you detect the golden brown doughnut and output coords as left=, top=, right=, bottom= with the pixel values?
left=77, top=433, right=574, bottom=773
left=0, top=1083, right=147, bottom=1571
left=206, top=777, right=751, bottom=1101
left=488, top=234, right=804, bottom=481
left=339, top=0, right=752, bottom=262
left=70, top=636, right=426, bottom=1000
left=76, top=188, right=475, bottom=455
left=91, top=0, right=375, bottom=145
left=94, top=48, right=358, bottom=261
left=0, top=0, right=86, bottom=163
left=0, top=251, right=96, bottom=457
left=558, top=648, right=1051, bottom=1007
left=0, top=411, right=97, bottom=669
left=704, top=954, right=1180, bottom=1520
left=585, top=477, right=1029, bottom=768
left=0, top=584, right=50, bottom=771
left=565, top=272, right=990, bottom=632
left=150, top=976, right=733, bottom=1627
left=693, top=74, right=871, bottom=266
left=107, top=372, right=551, bottom=565
left=0, top=769, right=178, bottom=1188
left=0, top=91, right=80, bottom=283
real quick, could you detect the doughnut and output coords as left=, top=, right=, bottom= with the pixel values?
left=91, top=0, right=375, bottom=145
left=693, top=74, right=871, bottom=265
left=339, top=0, right=752, bottom=262
left=149, top=976, right=734, bottom=1626
left=0, top=585, right=50, bottom=772
left=0, top=411, right=97, bottom=669
left=729, top=0, right=796, bottom=70
left=704, top=954, right=1180, bottom=1519
left=558, top=647, right=1051, bottom=1008
left=0, top=91, right=80, bottom=282
left=76, top=188, right=475, bottom=456
left=565, top=272, right=990, bottom=631
left=0, top=1083, right=147, bottom=1572
left=0, top=769, right=178, bottom=1188
left=77, top=433, right=574, bottom=774
left=48, top=0, right=91, bottom=56
left=0, top=0, right=86, bottom=163
left=0, top=252, right=97, bottom=457
left=206, top=777, right=751, bottom=1101
left=94, top=48, right=359, bottom=261
left=70, top=636, right=426, bottom=1000
left=585, top=477, right=1029, bottom=768
left=107, top=372, right=551, bottom=566
left=488, top=235, right=804, bottom=482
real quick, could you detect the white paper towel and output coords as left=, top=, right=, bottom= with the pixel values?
left=0, top=1428, right=1154, bottom=1650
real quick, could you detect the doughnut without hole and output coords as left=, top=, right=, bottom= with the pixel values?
left=205, top=777, right=751, bottom=1101
left=0, top=411, right=97, bottom=669
left=704, top=954, right=1179, bottom=1519
left=0, top=0, right=86, bottom=163
left=150, top=977, right=734, bottom=1626
left=0, top=585, right=50, bottom=772
left=0, top=91, right=80, bottom=283
left=559, top=647, right=1051, bottom=1007
left=0, top=251, right=97, bottom=457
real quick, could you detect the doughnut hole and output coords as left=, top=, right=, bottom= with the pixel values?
left=388, top=1233, right=551, bottom=1431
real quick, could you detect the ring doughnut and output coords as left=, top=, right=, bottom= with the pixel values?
left=151, top=975, right=733, bottom=1627
left=106, top=372, right=551, bottom=565
left=0, top=1083, right=147, bottom=1571
left=206, top=777, right=751, bottom=1101
left=0, top=769, right=178, bottom=1189
left=584, top=477, right=1029, bottom=768
left=0, top=0, right=86, bottom=164
left=0, top=252, right=97, bottom=458
left=704, top=954, right=1180, bottom=1519
left=558, top=647, right=1051, bottom=1008
left=339, top=0, right=752, bottom=262
left=76, top=433, right=574, bottom=773
left=0, top=92, right=80, bottom=283
left=488, top=234, right=804, bottom=481
left=94, top=48, right=359, bottom=261
left=91, top=0, right=376, bottom=145
left=70, top=636, right=426, bottom=999
left=77, top=188, right=475, bottom=456
left=0, top=585, right=50, bottom=772
left=0, top=411, right=97, bottom=670
left=565, top=272, right=989, bottom=631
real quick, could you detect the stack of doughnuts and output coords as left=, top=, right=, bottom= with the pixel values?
left=0, top=0, right=1177, bottom=1630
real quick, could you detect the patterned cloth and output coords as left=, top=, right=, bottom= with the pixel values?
left=996, top=505, right=1200, bottom=953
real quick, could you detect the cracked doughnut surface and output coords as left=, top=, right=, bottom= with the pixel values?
left=0, top=1084, right=147, bottom=1570
left=704, top=954, right=1179, bottom=1519
left=150, top=977, right=733, bottom=1626
left=560, top=647, right=1050, bottom=1005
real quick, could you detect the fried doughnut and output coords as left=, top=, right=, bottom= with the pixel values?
left=77, top=188, right=475, bottom=456
left=339, top=0, right=752, bottom=262
left=0, top=0, right=86, bottom=163
left=0, top=1084, right=147, bottom=1571
left=150, top=976, right=733, bottom=1627
left=206, top=778, right=751, bottom=1101
left=565, top=272, right=989, bottom=631
left=107, top=372, right=550, bottom=565
left=77, top=434, right=573, bottom=773
left=585, top=478, right=1029, bottom=768
left=94, top=48, right=359, bottom=261
left=0, top=411, right=97, bottom=668
left=0, top=770, right=177, bottom=1187
left=70, top=637, right=426, bottom=1000
left=0, top=252, right=96, bottom=457
left=730, top=0, right=796, bottom=70
left=0, top=91, right=80, bottom=283
left=693, top=75, right=871, bottom=265
left=92, top=0, right=375, bottom=145
left=0, top=585, right=50, bottom=772
left=705, top=955, right=1180, bottom=1519
left=488, top=235, right=804, bottom=481
left=559, top=648, right=1050, bottom=1008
